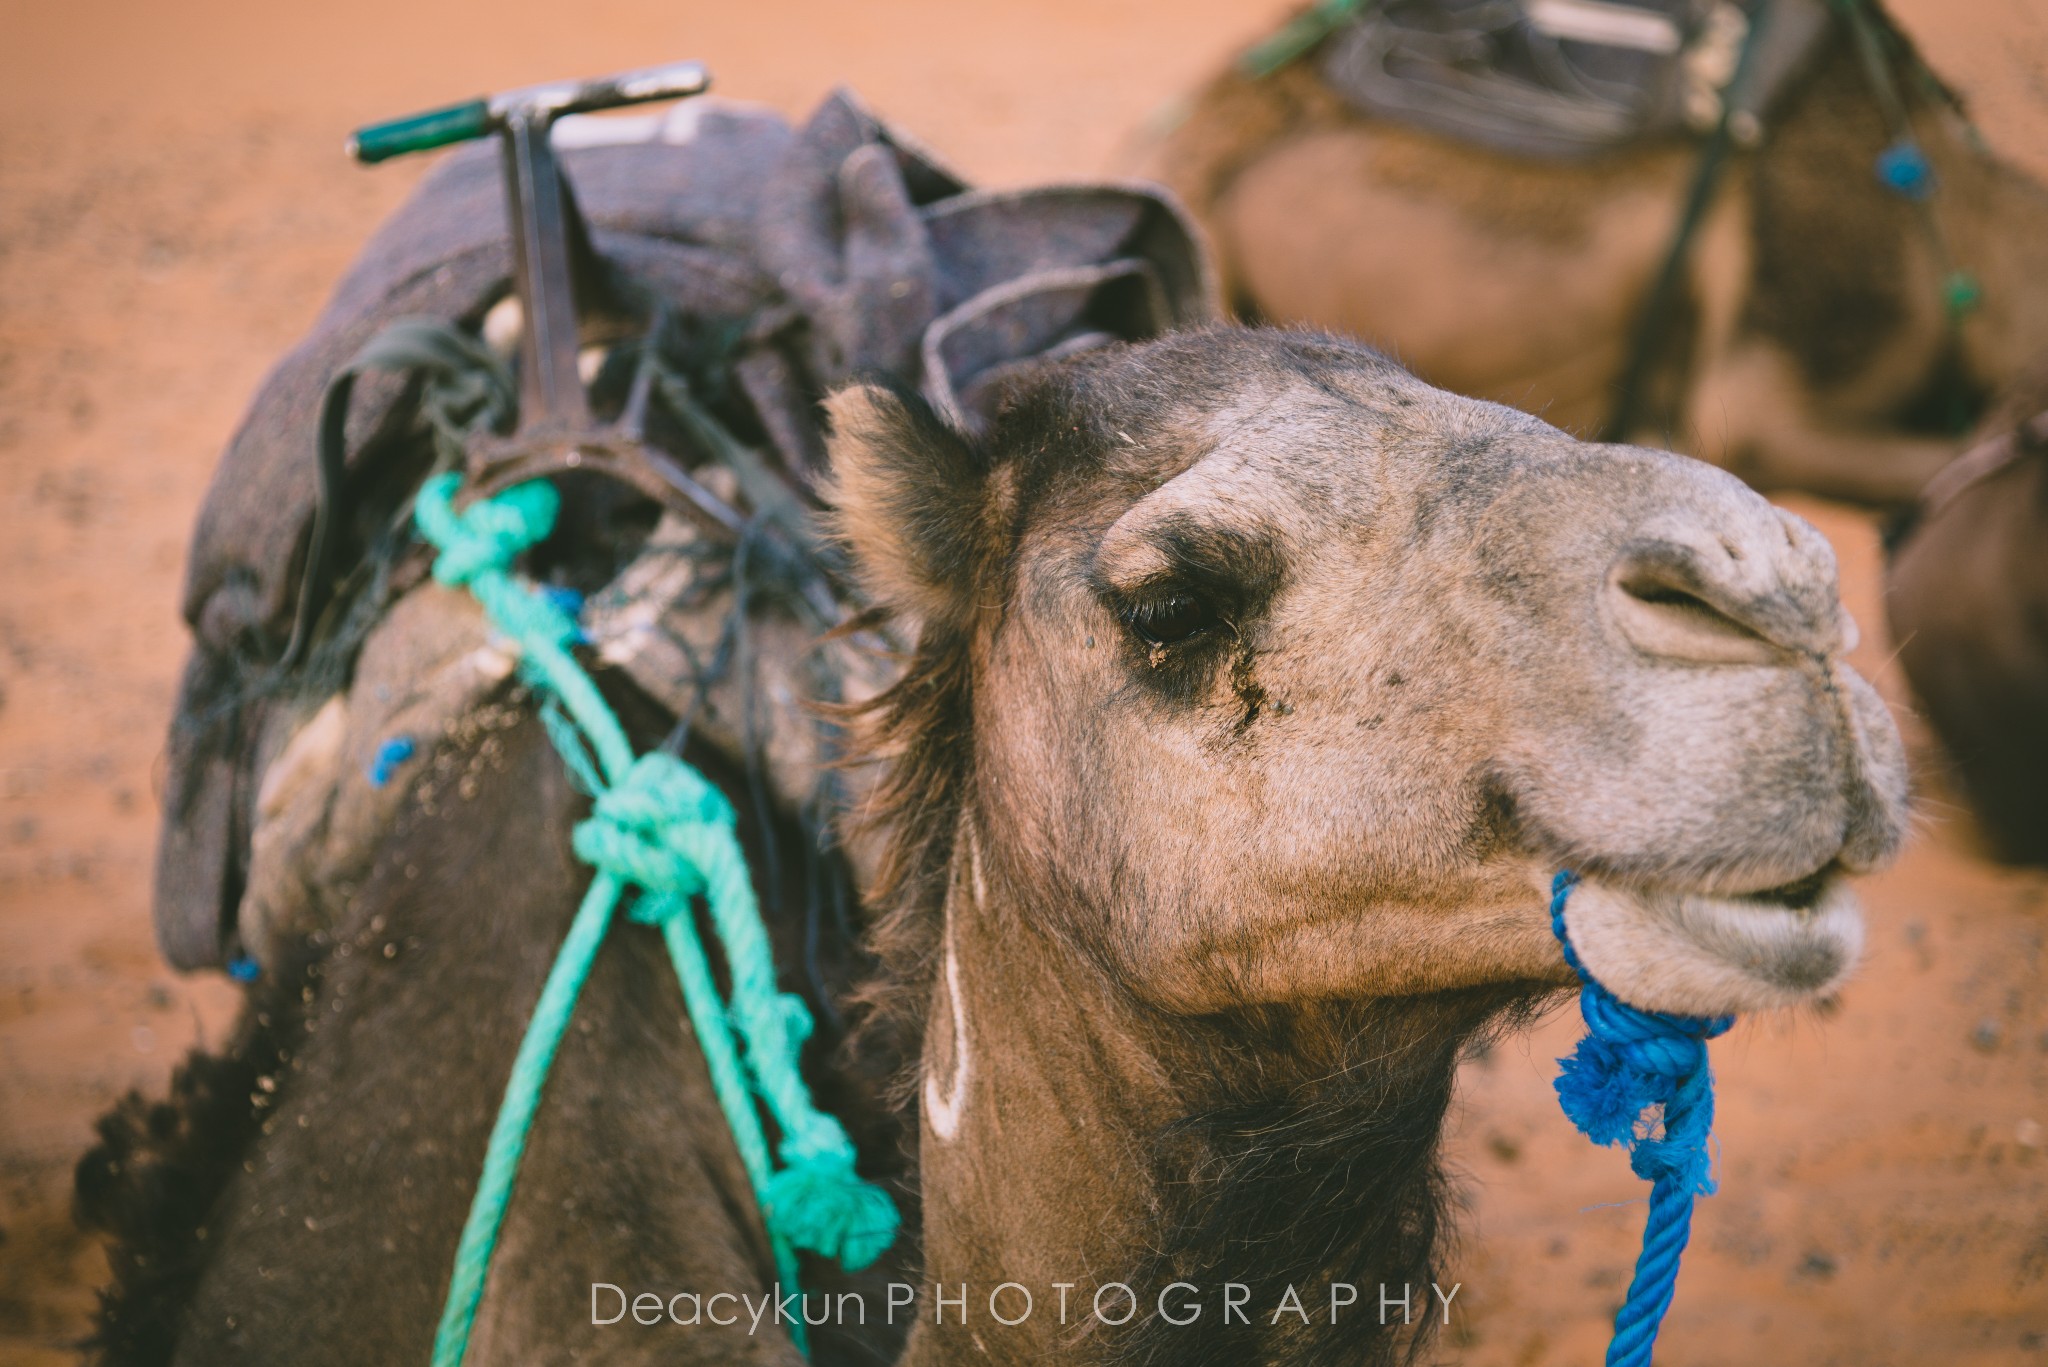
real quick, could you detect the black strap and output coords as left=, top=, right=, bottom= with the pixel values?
left=279, top=321, right=516, bottom=670
left=1601, top=0, right=1776, bottom=442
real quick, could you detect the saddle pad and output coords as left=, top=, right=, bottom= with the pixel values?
left=1318, top=0, right=1831, bottom=160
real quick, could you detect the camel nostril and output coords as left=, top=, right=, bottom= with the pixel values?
left=1607, top=551, right=1785, bottom=667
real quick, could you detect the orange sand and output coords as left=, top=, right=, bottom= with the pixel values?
left=3, top=2, right=2045, bottom=1363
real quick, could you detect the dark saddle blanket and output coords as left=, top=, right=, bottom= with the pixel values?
left=1317, top=0, right=1832, bottom=159
left=158, top=89, right=1214, bottom=970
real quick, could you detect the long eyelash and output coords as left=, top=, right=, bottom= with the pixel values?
left=1118, top=590, right=1228, bottom=655
left=1122, top=593, right=1200, bottom=632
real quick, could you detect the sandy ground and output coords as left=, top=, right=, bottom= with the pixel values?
left=2, top=1, right=2047, bottom=1363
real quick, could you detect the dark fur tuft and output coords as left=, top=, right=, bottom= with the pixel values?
left=1112, top=990, right=1544, bottom=1367
left=74, top=962, right=307, bottom=1365
left=829, top=361, right=1112, bottom=1096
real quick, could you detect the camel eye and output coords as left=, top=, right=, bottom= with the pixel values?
left=1120, top=589, right=1221, bottom=647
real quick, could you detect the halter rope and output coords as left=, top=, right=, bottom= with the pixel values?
left=1548, top=870, right=1734, bottom=1367
left=411, top=472, right=897, bottom=1364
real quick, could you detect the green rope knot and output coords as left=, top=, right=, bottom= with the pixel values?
left=764, top=1144, right=900, bottom=1273
left=415, top=472, right=558, bottom=586
left=415, top=472, right=583, bottom=667
left=575, top=753, right=735, bottom=904
left=574, top=745, right=903, bottom=1274
left=580, top=749, right=903, bottom=1272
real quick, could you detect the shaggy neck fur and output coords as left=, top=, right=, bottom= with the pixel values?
left=901, top=812, right=1538, bottom=1367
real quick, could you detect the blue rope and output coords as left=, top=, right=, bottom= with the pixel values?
left=410, top=472, right=898, bottom=1365
left=1549, top=870, right=1733, bottom=1367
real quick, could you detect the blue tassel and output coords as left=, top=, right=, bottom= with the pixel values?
left=1556, top=1033, right=1659, bottom=1147
left=1550, top=871, right=1734, bottom=1365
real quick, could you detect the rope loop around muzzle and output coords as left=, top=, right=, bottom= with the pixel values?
left=1549, top=869, right=1734, bottom=1367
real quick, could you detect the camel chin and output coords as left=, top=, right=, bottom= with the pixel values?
left=1560, top=874, right=1864, bottom=1018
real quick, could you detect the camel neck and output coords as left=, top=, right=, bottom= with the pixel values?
left=901, top=822, right=1519, bottom=1366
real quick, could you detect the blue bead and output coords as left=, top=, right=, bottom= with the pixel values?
left=1876, top=140, right=1934, bottom=200
left=226, top=953, right=261, bottom=983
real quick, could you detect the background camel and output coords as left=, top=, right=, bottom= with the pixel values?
left=1141, top=2, right=2048, bottom=506
left=1886, top=362, right=2048, bottom=865
left=7, top=4, right=2048, bottom=1365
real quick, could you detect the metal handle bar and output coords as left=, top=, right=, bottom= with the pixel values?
left=347, top=60, right=710, bottom=163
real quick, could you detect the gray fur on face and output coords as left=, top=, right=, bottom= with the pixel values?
left=834, top=328, right=1909, bottom=1017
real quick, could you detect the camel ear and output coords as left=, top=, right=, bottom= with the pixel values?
left=824, top=384, right=990, bottom=629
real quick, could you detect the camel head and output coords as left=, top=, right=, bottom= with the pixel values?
left=827, top=328, right=1908, bottom=1022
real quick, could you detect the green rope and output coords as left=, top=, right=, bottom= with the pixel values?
left=1237, top=0, right=1367, bottom=78
left=413, top=472, right=898, bottom=1365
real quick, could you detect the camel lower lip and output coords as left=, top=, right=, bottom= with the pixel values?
left=1728, top=862, right=1842, bottom=914
left=1687, top=881, right=1835, bottom=925
left=1560, top=874, right=1864, bottom=1016
left=1600, top=873, right=1848, bottom=927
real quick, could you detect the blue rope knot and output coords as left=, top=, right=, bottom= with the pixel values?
left=1559, top=979, right=1727, bottom=1194
left=1876, top=138, right=1935, bottom=201
left=1550, top=869, right=1734, bottom=1367
left=368, top=734, right=417, bottom=788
